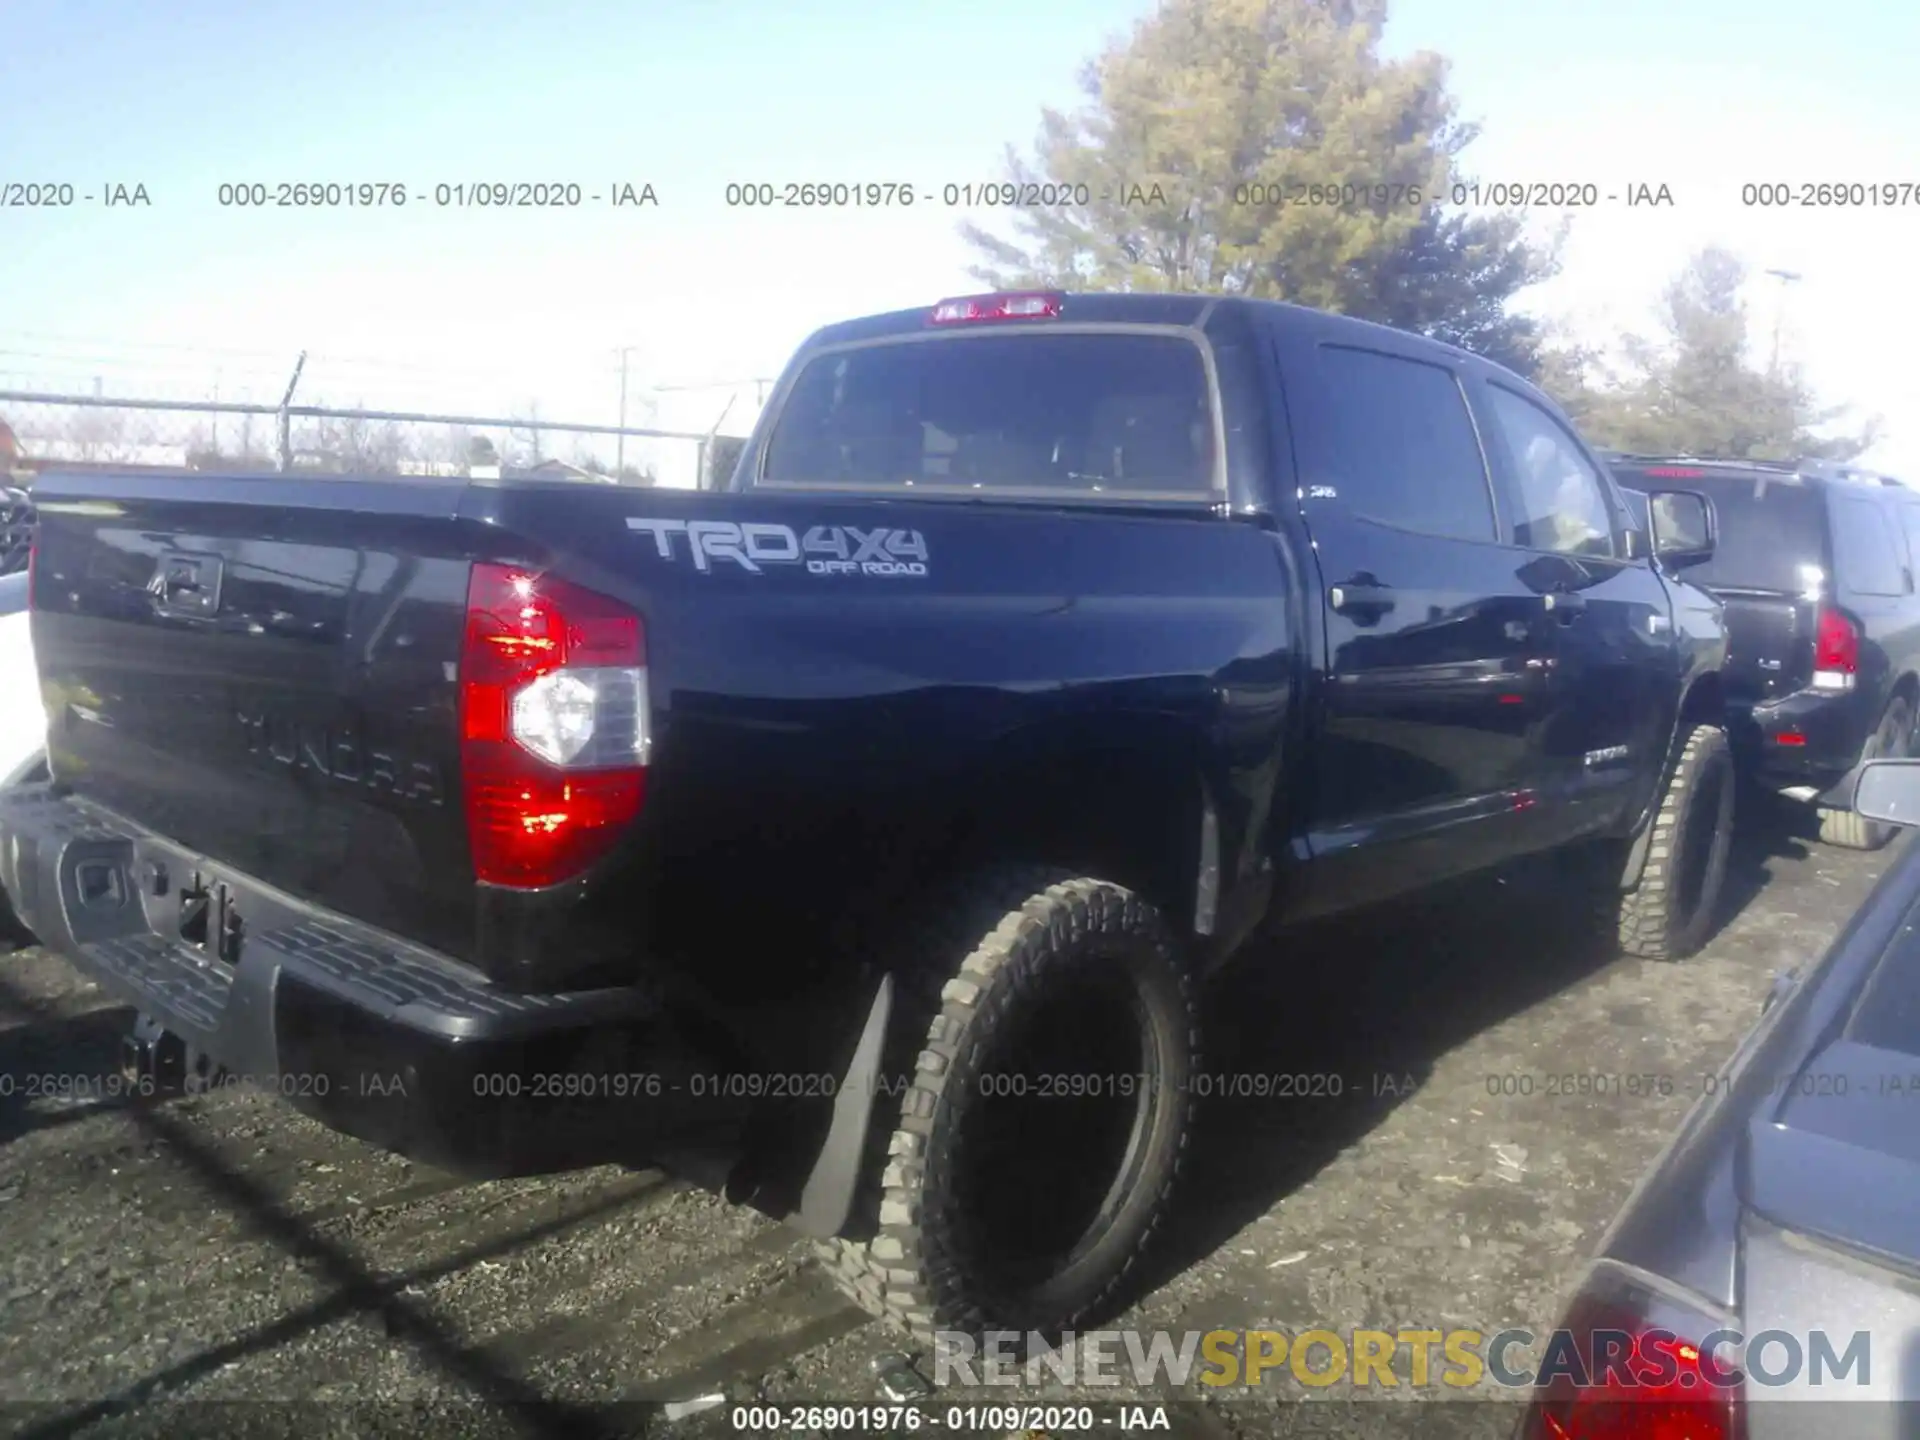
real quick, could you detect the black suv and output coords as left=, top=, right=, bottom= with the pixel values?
left=1611, top=455, right=1920, bottom=850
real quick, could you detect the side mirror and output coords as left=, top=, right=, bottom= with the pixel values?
left=1646, top=489, right=1715, bottom=570
left=1852, top=758, right=1920, bottom=828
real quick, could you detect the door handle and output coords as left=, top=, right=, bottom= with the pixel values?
left=1330, top=582, right=1395, bottom=617
left=146, top=552, right=223, bottom=617
left=1544, top=590, right=1586, bottom=623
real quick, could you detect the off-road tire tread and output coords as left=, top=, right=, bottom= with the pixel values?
left=814, top=865, right=1199, bottom=1343
left=1616, top=723, right=1734, bottom=961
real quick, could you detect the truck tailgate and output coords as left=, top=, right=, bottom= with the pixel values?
left=29, top=473, right=481, bottom=960
left=1717, top=587, right=1817, bottom=705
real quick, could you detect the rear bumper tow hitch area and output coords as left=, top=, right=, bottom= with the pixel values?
left=120, top=1011, right=221, bottom=1095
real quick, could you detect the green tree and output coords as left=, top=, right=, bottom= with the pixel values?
left=962, top=0, right=1558, bottom=373
left=1555, top=247, right=1878, bottom=462
left=1531, top=321, right=1612, bottom=435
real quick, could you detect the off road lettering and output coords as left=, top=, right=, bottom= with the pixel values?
left=627, top=517, right=930, bottom=577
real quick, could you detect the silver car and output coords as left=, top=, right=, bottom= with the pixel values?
left=1519, top=759, right=1920, bottom=1439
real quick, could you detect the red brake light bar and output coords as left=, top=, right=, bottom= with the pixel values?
left=929, top=292, right=1063, bottom=324
left=1641, top=467, right=1709, bottom=478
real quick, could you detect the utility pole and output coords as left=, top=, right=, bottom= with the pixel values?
left=277, top=351, right=308, bottom=473
left=1765, top=268, right=1802, bottom=377
left=614, top=346, right=640, bottom=478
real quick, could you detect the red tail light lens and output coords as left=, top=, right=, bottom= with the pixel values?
left=1812, top=606, right=1859, bottom=690
left=458, top=563, right=649, bottom=889
left=1521, top=1270, right=1744, bottom=1440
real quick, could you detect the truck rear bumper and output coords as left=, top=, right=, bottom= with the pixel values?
left=1730, top=688, right=1871, bottom=804
left=0, top=784, right=737, bottom=1176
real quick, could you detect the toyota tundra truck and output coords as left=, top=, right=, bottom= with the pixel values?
left=0, top=290, right=1733, bottom=1346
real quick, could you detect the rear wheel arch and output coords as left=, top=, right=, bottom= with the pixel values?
left=1621, top=670, right=1725, bottom=871
left=926, top=713, right=1218, bottom=935
left=1676, top=669, right=1725, bottom=732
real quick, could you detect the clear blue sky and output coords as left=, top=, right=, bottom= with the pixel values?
left=4, top=0, right=1918, bottom=467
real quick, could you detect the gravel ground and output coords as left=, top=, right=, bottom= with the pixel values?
left=0, top=804, right=1896, bottom=1439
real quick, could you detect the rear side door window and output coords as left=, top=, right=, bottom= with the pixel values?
left=1309, top=344, right=1497, bottom=542
left=1832, top=496, right=1908, bottom=596
left=1479, top=384, right=1617, bottom=559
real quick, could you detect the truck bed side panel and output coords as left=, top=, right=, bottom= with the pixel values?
left=29, top=472, right=1303, bottom=996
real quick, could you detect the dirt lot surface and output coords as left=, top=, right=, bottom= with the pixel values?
left=0, top=807, right=1897, bottom=1439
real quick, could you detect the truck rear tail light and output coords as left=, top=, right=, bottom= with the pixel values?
left=929, top=291, right=1063, bottom=324
left=458, top=563, right=649, bottom=889
left=1519, top=1265, right=1744, bottom=1440
left=1812, top=606, right=1859, bottom=691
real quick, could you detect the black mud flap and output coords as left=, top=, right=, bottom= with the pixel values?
left=788, top=971, right=892, bottom=1240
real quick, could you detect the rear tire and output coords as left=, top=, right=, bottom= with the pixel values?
left=1818, top=696, right=1914, bottom=852
left=815, top=868, right=1199, bottom=1347
left=1616, top=723, right=1736, bottom=961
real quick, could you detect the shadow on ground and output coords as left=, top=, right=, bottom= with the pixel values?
left=1135, top=798, right=1816, bottom=1296
left=0, top=968, right=676, bottom=1440
left=0, top=997, right=140, bottom=1146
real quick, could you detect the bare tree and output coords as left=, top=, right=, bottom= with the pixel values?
left=506, top=402, right=545, bottom=467
left=64, top=404, right=132, bottom=463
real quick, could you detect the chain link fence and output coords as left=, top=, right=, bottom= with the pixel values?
left=0, top=390, right=752, bottom=491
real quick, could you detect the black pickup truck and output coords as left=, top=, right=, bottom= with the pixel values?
left=2, top=291, right=1733, bottom=1346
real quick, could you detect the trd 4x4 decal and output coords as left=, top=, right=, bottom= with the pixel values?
left=626, top=518, right=929, bottom=577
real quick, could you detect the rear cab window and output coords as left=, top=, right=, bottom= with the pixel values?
left=756, top=331, right=1221, bottom=501
left=1614, top=468, right=1829, bottom=595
